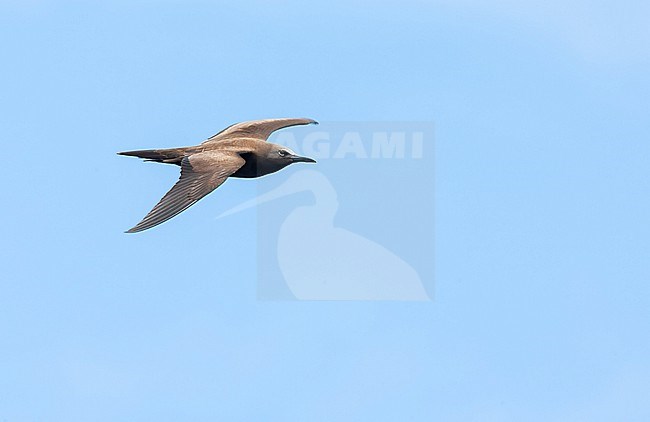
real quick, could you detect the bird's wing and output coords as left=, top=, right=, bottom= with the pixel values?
left=203, top=118, right=317, bottom=144
left=126, top=151, right=245, bottom=233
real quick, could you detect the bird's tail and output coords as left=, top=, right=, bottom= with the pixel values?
left=117, top=147, right=186, bottom=165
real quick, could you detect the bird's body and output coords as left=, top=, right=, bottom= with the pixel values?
left=118, top=118, right=317, bottom=233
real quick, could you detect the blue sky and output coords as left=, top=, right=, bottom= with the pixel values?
left=1, top=1, right=649, bottom=421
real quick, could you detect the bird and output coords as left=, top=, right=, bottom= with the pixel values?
left=118, top=118, right=318, bottom=233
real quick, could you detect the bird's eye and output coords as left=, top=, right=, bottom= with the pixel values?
left=278, top=150, right=289, bottom=157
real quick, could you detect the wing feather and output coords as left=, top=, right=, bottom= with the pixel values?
left=126, top=151, right=245, bottom=233
left=203, top=118, right=317, bottom=144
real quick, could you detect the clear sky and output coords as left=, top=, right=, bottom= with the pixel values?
left=1, top=1, right=649, bottom=421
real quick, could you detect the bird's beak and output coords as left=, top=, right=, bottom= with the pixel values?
left=291, top=155, right=317, bottom=163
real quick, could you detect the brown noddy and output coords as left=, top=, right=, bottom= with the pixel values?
left=118, top=118, right=317, bottom=233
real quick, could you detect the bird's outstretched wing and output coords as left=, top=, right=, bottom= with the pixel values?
left=203, top=118, right=318, bottom=144
left=126, top=151, right=245, bottom=233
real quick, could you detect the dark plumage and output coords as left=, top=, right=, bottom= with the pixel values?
left=118, top=118, right=317, bottom=233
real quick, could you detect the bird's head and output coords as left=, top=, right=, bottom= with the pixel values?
left=267, top=144, right=316, bottom=166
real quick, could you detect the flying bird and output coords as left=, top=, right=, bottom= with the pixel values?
left=118, top=118, right=317, bottom=233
